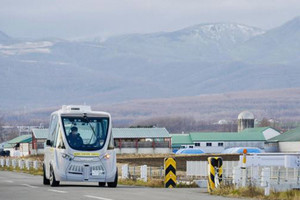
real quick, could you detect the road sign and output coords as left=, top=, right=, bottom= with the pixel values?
left=164, top=157, right=176, bottom=188
left=208, top=157, right=223, bottom=192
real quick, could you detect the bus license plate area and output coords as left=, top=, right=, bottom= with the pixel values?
left=90, top=165, right=105, bottom=176
left=92, top=170, right=102, bottom=176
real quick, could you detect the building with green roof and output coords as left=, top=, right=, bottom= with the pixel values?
left=4, top=135, right=32, bottom=147
left=171, top=134, right=193, bottom=149
left=267, top=127, right=300, bottom=152
left=171, top=127, right=280, bottom=153
left=31, top=129, right=49, bottom=155
left=112, top=128, right=170, bottom=139
left=3, top=135, right=32, bottom=157
left=112, top=128, right=171, bottom=154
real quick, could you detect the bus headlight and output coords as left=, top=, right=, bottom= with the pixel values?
left=104, top=153, right=110, bottom=160
left=62, top=153, right=73, bottom=161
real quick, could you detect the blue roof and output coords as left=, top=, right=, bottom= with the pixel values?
left=176, top=148, right=205, bottom=155
left=221, top=147, right=264, bottom=154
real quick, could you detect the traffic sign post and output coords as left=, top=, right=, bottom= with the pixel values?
left=164, top=157, right=176, bottom=188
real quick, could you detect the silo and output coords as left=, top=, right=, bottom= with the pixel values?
left=238, top=111, right=255, bottom=132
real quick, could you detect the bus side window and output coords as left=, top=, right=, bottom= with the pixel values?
left=57, top=128, right=65, bottom=149
left=53, top=123, right=60, bottom=148
left=100, top=119, right=108, bottom=140
left=48, top=115, right=58, bottom=147
left=108, top=131, right=114, bottom=150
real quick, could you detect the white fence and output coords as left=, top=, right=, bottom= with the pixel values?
left=3, top=153, right=300, bottom=192
left=0, top=157, right=42, bottom=170
left=119, top=164, right=164, bottom=181
left=187, top=161, right=239, bottom=178
left=238, top=153, right=300, bottom=168
left=186, top=154, right=300, bottom=191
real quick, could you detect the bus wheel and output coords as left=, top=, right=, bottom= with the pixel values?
left=98, top=182, right=106, bottom=187
left=43, top=164, right=50, bottom=185
left=107, top=169, right=118, bottom=188
left=50, top=166, right=60, bottom=187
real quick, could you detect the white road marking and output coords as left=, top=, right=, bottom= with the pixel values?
left=21, top=184, right=39, bottom=188
left=48, top=189, right=68, bottom=193
left=4, top=180, right=13, bottom=183
left=84, top=195, right=113, bottom=200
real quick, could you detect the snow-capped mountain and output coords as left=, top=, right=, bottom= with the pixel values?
left=0, top=17, right=299, bottom=110
left=167, top=23, right=264, bottom=43
left=102, top=23, right=265, bottom=62
left=232, top=16, right=300, bottom=64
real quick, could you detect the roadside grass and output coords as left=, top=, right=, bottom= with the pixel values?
left=119, top=179, right=164, bottom=187
left=119, top=178, right=198, bottom=188
left=0, top=165, right=43, bottom=176
left=25, top=155, right=44, bottom=161
left=0, top=164, right=197, bottom=188
left=212, top=184, right=300, bottom=200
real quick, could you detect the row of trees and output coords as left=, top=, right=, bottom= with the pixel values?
left=129, top=116, right=297, bottom=133
left=0, top=115, right=19, bottom=143
left=0, top=116, right=4, bottom=142
left=129, top=116, right=238, bottom=133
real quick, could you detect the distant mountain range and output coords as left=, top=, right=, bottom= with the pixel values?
left=0, top=16, right=299, bottom=111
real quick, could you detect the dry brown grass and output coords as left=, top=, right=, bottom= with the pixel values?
left=0, top=165, right=43, bottom=176
left=119, top=178, right=198, bottom=188
left=119, top=179, right=164, bottom=187
left=212, top=184, right=300, bottom=200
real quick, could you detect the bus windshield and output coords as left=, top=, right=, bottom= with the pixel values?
left=61, top=116, right=109, bottom=151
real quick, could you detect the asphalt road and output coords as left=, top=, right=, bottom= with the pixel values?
left=0, top=171, right=234, bottom=200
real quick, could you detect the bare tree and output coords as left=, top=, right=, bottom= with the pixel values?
left=0, top=114, right=19, bottom=143
left=0, top=115, right=4, bottom=142
left=258, top=118, right=271, bottom=127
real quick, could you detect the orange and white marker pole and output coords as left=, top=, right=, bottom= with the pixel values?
left=241, top=149, right=247, bottom=187
left=242, top=149, right=247, bottom=168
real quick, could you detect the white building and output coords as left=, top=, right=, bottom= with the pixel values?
left=3, top=135, right=32, bottom=157
left=113, top=128, right=171, bottom=154
left=31, top=129, right=48, bottom=155
left=172, top=127, right=280, bottom=153
left=267, top=127, right=300, bottom=153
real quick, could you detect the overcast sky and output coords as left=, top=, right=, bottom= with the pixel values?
left=0, top=0, right=299, bottom=40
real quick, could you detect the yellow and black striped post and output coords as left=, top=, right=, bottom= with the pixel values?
left=164, top=157, right=176, bottom=188
left=207, top=157, right=223, bottom=192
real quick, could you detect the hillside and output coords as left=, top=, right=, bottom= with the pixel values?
left=232, top=16, right=300, bottom=64
left=5, top=88, right=300, bottom=128
left=0, top=17, right=299, bottom=111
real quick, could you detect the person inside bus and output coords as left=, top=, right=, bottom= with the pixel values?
left=67, top=126, right=83, bottom=148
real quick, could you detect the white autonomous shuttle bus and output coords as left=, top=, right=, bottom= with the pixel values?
left=43, top=105, right=117, bottom=187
